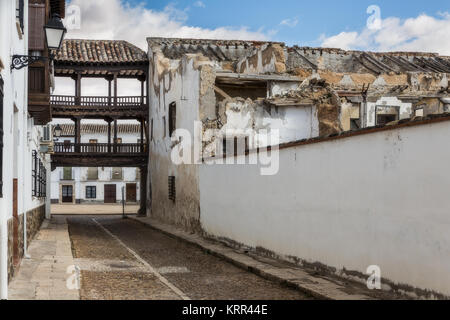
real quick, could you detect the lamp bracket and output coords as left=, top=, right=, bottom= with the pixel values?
left=11, top=55, right=49, bottom=70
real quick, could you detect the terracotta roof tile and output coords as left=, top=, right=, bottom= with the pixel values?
left=60, top=123, right=141, bottom=136
left=56, top=39, right=148, bottom=65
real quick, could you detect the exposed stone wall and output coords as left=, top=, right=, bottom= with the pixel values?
left=7, top=205, right=46, bottom=282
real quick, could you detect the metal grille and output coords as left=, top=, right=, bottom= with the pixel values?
left=32, top=150, right=46, bottom=198
left=168, top=176, right=176, bottom=202
left=0, top=75, right=3, bottom=197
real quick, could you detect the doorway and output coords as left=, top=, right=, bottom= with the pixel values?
left=62, top=185, right=74, bottom=203
left=126, top=183, right=137, bottom=203
left=104, top=184, right=117, bottom=203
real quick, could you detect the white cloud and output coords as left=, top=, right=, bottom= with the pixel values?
left=320, top=13, right=450, bottom=55
left=56, top=0, right=270, bottom=98
left=65, top=0, right=269, bottom=50
left=194, top=1, right=205, bottom=8
left=280, top=18, right=299, bottom=28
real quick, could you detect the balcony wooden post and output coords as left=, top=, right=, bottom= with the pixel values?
left=113, top=119, right=118, bottom=153
left=74, top=117, right=81, bottom=153
left=113, top=73, right=118, bottom=108
left=140, top=118, right=144, bottom=153
left=74, top=73, right=82, bottom=105
left=137, top=165, right=147, bottom=217
left=106, top=119, right=112, bottom=153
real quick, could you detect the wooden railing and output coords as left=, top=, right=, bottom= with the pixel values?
left=54, top=143, right=146, bottom=154
left=50, top=95, right=147, bottom=109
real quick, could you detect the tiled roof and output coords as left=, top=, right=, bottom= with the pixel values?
left=55, top=39, right=148, bottom=65
left=147, top=37, right=283, bottom=61
left=60, top=123, right=141, bottom=136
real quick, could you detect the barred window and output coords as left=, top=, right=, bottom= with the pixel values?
left=32, top=151, right=46, bottom=198
left=0, top=76, right=3, bottom=197
left=86, top=186, right=96, bottom=199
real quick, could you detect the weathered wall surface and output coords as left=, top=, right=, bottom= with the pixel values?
left=199, top=119, right=450, bottom=297
left=148, top=49, right=203, bottom=231
left=7, top=205, right=45, bottom=282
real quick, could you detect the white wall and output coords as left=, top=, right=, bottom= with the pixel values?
left=199, top=120, right=450, bottom=296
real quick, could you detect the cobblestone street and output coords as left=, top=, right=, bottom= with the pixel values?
left=68, top=216, right=313, bottom=300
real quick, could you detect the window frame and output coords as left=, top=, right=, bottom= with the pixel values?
left=85, top=186, right=97, bottom=199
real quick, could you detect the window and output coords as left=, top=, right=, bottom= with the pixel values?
left=222, top=137, right=249, bottom=157
left=376, top=114, right=397, bottom=126
left=16, top=0, right=24, bottom=33
left=162, top=116, right=166, bottom=138
left=87, top=167, right=98, bottom=180
left=32, top=151, right=46, bottom=198
left=0, top=76, right=3, bottom=197
left=112, top=168, right=123, bottom=180
left=86, top=186, right=97, bottom=199
left=350, top=118, right=361, bottom=130
left=168, top=176, right=176, bottom=202
left=63, top=167, right=73, bottom=180
left=169, top=102, right=176, bottom=137
left=29, top=67, right=45, bottom=93
left=151, top=119, right=154, bottom=141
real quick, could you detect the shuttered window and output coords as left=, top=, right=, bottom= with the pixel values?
left=29, top=67, right=45, bottom=93
left=0, top=76, right=4, bottom=197
left=29, top=3, right=46, bottom=50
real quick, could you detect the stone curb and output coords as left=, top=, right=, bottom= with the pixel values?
left=130, top=216, right=373, bottom=300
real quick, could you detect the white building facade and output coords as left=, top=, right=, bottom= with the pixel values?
left=0, top=0, right=53, bottom=299
left=51, top=123, right=141, bottom=204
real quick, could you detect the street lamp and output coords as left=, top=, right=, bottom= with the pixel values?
left=53, top=124, right=63, bottom=138
left=11, top=13, right=67, bottom=70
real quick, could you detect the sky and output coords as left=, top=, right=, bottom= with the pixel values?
left=64, top=0, right=450, bottom=54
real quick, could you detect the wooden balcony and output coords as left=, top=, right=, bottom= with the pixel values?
left=50, top=95, right=148, bottom=119
left=51, top=142, right=148, bottom=168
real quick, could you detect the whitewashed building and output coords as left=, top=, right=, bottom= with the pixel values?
left=1, top=0, right=66, bottom=299
left=51, top=123, right=141, bottom=204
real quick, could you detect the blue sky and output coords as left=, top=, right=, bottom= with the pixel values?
left=124, top=0, right=449, bottom=46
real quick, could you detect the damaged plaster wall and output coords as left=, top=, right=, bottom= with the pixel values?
left=148, top=47, right=205, bottom=232
left=199, top=119, right=450, bottom=297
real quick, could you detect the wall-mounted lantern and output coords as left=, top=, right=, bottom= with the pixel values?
left=53, top=124, right=63, bottom=138
left=11, top=14, right=67, bottom=70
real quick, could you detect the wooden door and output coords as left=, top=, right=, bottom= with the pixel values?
left=62, top=185, right=73, bottom=203
left=126, top=183, right=137, bottom=203
left=104, top=184, right=117, bottom=203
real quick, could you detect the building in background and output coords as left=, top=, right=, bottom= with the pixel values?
left=51, top=123, right=141, bottom=204
left=0, top=0, right=66, bottom=299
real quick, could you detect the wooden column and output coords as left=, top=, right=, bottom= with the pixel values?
left=113, top=73, right=118, bottom=108
left=137, top=165, right=147, bottom=217
left=107, top=119, right=112, bottom=153
left=74, top=117, right=81, bottom=152
left=140, top=118, right=144, bottom=153
left=75, top=73, right=82, bottom=105
left=107, top=78, right=113, bottom=107
left=113, top=119, right=118, bottom=153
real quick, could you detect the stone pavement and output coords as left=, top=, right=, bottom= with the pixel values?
left=130, top=216, right=390, bottom=300
left=8, top=216, right=80, bottom=300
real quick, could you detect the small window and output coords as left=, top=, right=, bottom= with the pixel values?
left=16, top=0, right=24, bottom=33
left=150, top=118, right=154, bottom=141
left=350, top=118, right=361, bottom=130
left=376, top=114, right=397, bottom=126
left=112, top=167, right=123, bottom=180
left=168, top=176, right=176, bottom=202
left=63, top=167, right=72, bottom=180
left=222, top=137, right=249, bottom=156
left=162, top=116, right=166, bottom=138
left=32, top=151, right=46, bottom=198
left=86, top=186, right=97, bottom=199
left=87, top=167, right=98, bottom=180
left=169, top=102, right=176, bottom=137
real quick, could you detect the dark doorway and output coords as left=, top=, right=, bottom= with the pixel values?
left=126, top=183, right=137, bottom=203
left=62, top=185, right=73, bottom=203
left=104, top=184, right=117, bottom=203
left=376, top=114, right=397, bottom=126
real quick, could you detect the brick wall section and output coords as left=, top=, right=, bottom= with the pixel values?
left=7, top=204, right=46, bottom=282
